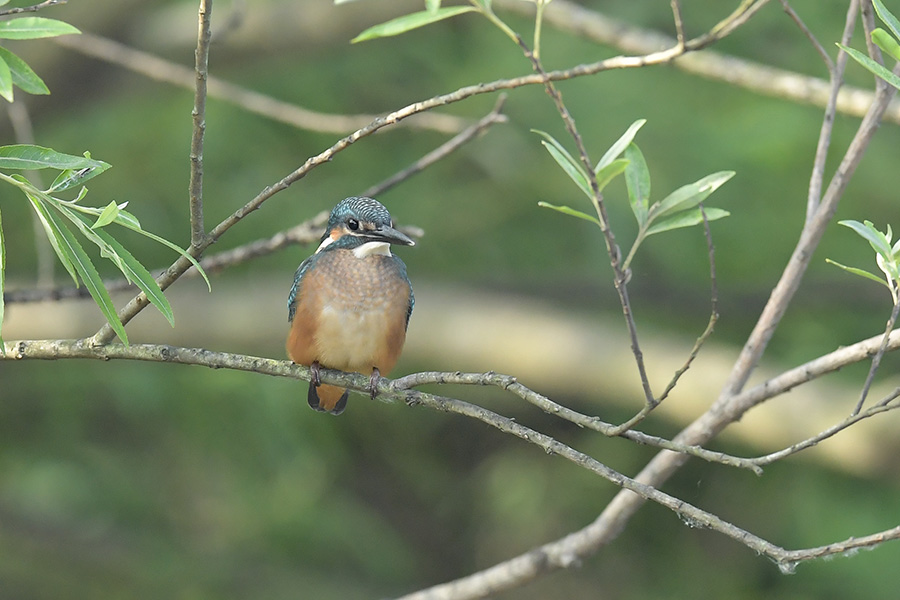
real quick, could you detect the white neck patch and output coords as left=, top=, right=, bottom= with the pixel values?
left=315, top=236, right=334, bottom=254
left=352, top=241, right=392, bottom=258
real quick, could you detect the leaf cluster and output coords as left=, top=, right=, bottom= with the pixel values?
left=828, top=220, right=900, bottom=304
left=535, top=120, right=734, bottom=272
left=838, top=0, right=900, bottom=91
left=0, top=146, right=209, bottom=350
left=0, top=16, right=79, bottom=102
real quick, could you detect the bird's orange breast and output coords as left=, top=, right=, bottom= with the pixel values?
left=286, top=249, right=411, bottom=376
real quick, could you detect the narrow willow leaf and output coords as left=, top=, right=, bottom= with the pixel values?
left=0, top=144, right=110, bottom=172
left=535, top=134, right=591, bottom=198
left=39, top=197, right=129, bottom=344
left=826, top=259, right=891, bottom=288
left=92, top=201, right=120, bottom=229
left=25, top=189, right=78, bottom=284
left=112, top=214, right=211, bottom=291
left=624, top=143, right=650, bottom=226
left=0, top=207, right=5, bottom=353
left=65, top=209, right=174, bottom=326
left=352, top=6, right=477, bottom=43
left=595, top=158, right=629, bottom=193
left=838, top=43, right=900, bottom=90
left=537, top=201, right=601, bottom=226
left=596, top=119, right=646, bottom=173
left=0, top=46, right=48, bottom=95
left=651, top=171, right=734, bottom=221
left=873, top=0, right=900, bottom=42
left=55, top=201, right=129, bottom=278
left=0, top=17, right=80, bottom=40
left=0, top=56, right=12, bottom=102
left=872, top=28, right=900, bottom=63
left=645, top=207, right=730, bottom=236
left=838, top=220, right=893, bottom=257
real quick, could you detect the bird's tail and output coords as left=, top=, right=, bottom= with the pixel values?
left=308, top=383, right=349, bottom=415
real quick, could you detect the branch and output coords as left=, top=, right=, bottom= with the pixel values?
left=0, top=0, right=64, bottom=16
left=5, top=337, right=898, bottom=582
left=188, top=0, right=212, bottom=248
left=2, top=97, right=506, bottom=304
left=51, top=33, right=471, bottom=136
left=496, top=0, right=900, bottom=125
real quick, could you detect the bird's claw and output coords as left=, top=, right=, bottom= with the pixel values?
left=368, top=367, right=381, bottom=400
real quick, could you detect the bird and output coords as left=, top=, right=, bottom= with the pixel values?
left=286, top=196, right=415, bottom=415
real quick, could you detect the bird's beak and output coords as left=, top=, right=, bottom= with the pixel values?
left=370, top=224, right=416, bottom=247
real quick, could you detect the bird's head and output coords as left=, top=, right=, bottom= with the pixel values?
left=316, top=196, right=415, bottom=256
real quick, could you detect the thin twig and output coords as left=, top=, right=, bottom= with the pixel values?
left=0, top=0, right=63, bottom=16
left=51, top=33, right=471, bottom=136
left=670, top=0, right=686, bottom=49
left=748, top=393, right=900, bottom=466
left=853, top=295, right=900, bottom=414
left=189, top=0, right=212, bottom=248
left=514, top=34, right=657, bottom=412
left=494, top=0, right=900, bottom=125
left=779, top=0, right=836, bottom=72
left=806, top=0, right=857, bottom=219
left=391, top=370, right=763, bottom=473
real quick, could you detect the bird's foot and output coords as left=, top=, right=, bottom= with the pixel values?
left=310, top=360, right=322, bottom=387
left=368, top=367, right=382, bottom=400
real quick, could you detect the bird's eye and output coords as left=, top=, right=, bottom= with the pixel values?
left=347, top=218, right=359, bottom=231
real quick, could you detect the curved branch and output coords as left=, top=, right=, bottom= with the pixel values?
left=4, top=336, right=898, bottom=583
left=496, top=0, right=900, bottom=124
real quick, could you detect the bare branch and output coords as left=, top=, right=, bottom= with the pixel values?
left=188, top=0, right=212, bottom=248
left=0, top=0, right=64, bottom=16
left=4, top=336, right=898, bottom=585
left=51, top=33, right=471, bottom=136
left=495, top=0, right=900, bottom=125
left=807, top=0, right=857, bottom=219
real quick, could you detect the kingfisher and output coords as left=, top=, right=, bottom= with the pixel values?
left=286, top=196, right=415, bottom=415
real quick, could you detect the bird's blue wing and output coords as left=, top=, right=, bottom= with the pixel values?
left=287, top=254, right=317, bottom=323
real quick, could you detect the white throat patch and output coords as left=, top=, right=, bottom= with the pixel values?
left=315, top=236, right=334, bottom=254
left=352, top=241, right=392, bottom=258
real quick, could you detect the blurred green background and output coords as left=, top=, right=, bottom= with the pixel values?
left=1, top=0, right=899, bottom=598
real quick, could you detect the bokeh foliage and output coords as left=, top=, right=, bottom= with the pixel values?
left=1, top=0, right=899, bottom=598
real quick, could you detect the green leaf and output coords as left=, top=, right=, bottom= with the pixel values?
left=873, top=0, right=900, bottom=42
left=650, top=171, right=734, bottom=221
left=61, top=208, right=175, bottom=326
left=0, top=206, right=5, bottom=354
left=595, top=158, right=629, bottom=193
left=596, top=119, right=646, bottom=173
left=533, top=130, right=591, bottom=198
left=872, top=28, right=900, bottom=63
left=838, top=43, right=900, bottom=90
left=92, top=201, right=120, bottom=229
left=624, top=143, right=650, bottom=226
left=826, top=259, right=891, bottom=288
left=0, top=47, right=48, bottom=95
left=38, top=196, right=129, bottom=344
left=25, top=187, right=78, bottom=284
left=0, top=56, right=12, bottom=102
left=838, top=220, right=893, bottom=257
left=0, top=17, right=80, bottom=40
left=112, top=214, right=211, bottom=292
left=645, top=207, right=730, bottom=236
left=0, top=145, right=110, bottom=173
left=351, top=6, right=477, bottom=42
left=537, top=201, right=601, bottom=226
